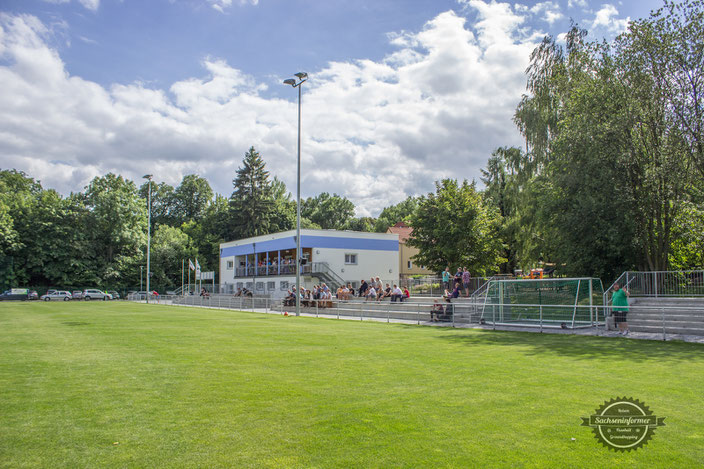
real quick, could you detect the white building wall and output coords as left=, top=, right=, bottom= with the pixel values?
left=314, top=247, right=399, bottom=286
left=218, top=229, right=399, bottom=297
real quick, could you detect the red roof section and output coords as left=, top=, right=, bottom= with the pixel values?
left=386, top=221, right=413, bottom=243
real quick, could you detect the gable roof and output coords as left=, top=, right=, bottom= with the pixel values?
left=386, top=221, right=413, bottom=243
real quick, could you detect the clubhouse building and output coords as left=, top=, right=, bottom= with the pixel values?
left=219, top=229, right=400, bottom=298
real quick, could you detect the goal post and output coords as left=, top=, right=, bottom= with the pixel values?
left=481, top=277, right=604, bottom=328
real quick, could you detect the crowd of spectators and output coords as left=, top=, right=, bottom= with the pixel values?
left=282, top=276, right=411, bottom=307
left=239, top=258, right=297, bottom=276
left=442, top=267, right=472, bottom=296
left=357, top=277, right=410, bottom=302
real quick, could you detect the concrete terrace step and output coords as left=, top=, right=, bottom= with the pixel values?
left=628, top=314, right=704, bottom=323
left=341, top=297, right=477, bottom=305
left=628, top=319, right=704, bottom=329
left=628, top=325, right=704, bottom=335
left=632, top=297, right=704, bottom=306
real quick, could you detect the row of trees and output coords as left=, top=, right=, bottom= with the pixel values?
left=1, top=1, right=702, bottom=291
left=480, top=0, right=704, bottom=280
left=0, top=147, right=417, bottom=292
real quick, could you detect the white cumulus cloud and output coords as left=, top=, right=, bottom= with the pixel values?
left=0, top=2, right=543, bottom=216
left=208, top=0, right=258, bottom=13
left=530, top=2, right=563, bottom=25
left=42, top=0, right=100, bottom=11
left=591, top=4, right=630, bottom=33
left=568, top=0, right=588, bottom=9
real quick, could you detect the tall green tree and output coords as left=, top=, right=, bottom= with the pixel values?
left=511, top=18, right=701, bottom=276
left=373, top=196, right=419, bottom=233
left=150, top=225, right=198, bottom=291
left=269, top=176, right=297, bottom=232
left=83, top=173, right=146, bottom=287
left=229, top=147, right=275, bottom=239
left=628, top=0, right=704, bottom=178
left=345, top=217, right=376, bottom=232
left=139, top=181, right=176, bottom=229
left=407, top=179, right=504, bottom=275
left=172, top=175, right=213, bottom=224
left=301, top=192, right=355, bottom=230
left=0, top=170, right=38, bottom=289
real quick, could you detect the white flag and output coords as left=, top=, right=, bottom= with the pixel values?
left=188, top=259, right=195, bottom=271
left=195, top=259, right=201, bottom=273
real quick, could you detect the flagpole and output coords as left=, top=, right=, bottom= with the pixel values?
left=181, top=259, right=184, bottom=297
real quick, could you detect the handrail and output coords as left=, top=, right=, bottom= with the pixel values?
left=604, top=270, right=704, bottom=306
left=310, top=262, right=346, bottom=286
left=604, top=271, right=627, bottom=306
left=470, top=276, right=496, bottom=317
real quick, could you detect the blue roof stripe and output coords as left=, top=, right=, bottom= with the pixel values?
left=221, top=235, right=398, bottom=258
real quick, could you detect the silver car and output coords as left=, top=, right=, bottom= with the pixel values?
left=40, top=290, right=72, bottom=301
left=82, top=289, right=112, bottom=301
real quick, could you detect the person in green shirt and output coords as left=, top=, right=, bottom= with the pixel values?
left=611, top=282, right=630, bottom=335
left=442, top=267, right=451, bottom=290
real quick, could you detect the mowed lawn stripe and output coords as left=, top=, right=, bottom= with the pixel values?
left=0, top=302, right=702, bottom=468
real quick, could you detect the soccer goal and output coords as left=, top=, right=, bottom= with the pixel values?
left=479, top=277, right=604, bottom=328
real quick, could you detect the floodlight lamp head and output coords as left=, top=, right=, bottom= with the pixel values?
left=143, top=174, right=153, bottom=180
left=283, top=79, right=296, bottom=86
left=294, top=72, right=308, bottom=79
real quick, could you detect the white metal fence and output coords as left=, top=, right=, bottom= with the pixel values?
left=605, top=270, right=704, bottom=303
left=127, top=294, right=704, bottom=341
left=402, top=276, right=491, bottom=297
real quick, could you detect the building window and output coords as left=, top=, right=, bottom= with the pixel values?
left=236, top=282, right=244, bottom=290
left=256, top=282, right=264, bottom=291
left=280, top=281, right=289, bottom=291
left=407, top=260, right=413, bottom=269
left=345, top=253, right=357, bottom=265
left=246, top=282, right=253, bottom=290
left=226, top=260, right=234, bottom=270
left=267, top=281, right=275, bottom=291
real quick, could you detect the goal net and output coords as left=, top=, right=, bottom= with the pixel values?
left=479, top=278, right=604, bottom=328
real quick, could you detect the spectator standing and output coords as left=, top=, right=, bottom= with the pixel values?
left=462, top=268, right=471, bottom=296
left=442, top=267, right=451, bottom=290
left=611, top=283, right=630, bottom=335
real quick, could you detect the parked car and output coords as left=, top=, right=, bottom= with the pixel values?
left=46, top=289, right=57, bottom=295
left=28, top=290, right=39, bottom=300
left=0, top=288, right=30, bottom=301
left=128, top=291, right=148, bottom=300
left=72, top=290, right=83, bottom=300
left=82, top=289, right=112, bottom=301
left=40, top=290, right=72, bottom=301
left=107, top=290, right=120, bottom=300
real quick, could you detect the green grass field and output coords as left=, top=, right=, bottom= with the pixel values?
left=1, top=302, right=703, bottom=468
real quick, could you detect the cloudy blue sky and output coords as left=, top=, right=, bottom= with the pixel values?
left=0, top=0, right=662, bottom=215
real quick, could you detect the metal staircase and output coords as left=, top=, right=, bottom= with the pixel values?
left=309, top=262, right=346, bottom=290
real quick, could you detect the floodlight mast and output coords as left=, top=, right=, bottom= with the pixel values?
left=143, top=174, right=153, bottom=304
left=282, top=72, right=307, bottom=317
